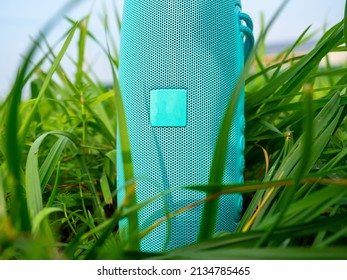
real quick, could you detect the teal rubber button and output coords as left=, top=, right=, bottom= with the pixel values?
left=150, top=89, right=187, bottom=127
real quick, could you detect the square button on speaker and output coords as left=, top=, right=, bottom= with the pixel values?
left=150, top=89, right=187, bottom=127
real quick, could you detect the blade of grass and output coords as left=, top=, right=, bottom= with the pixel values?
left=344, top=0, right=347, bottom=47
left=258, top=184, right=347, bottom=229
left=252, top=93, right=343, bottom=230
left=83, top=212, right=121, bottom=259
left=4, top=1, right=83, bottom=233
left=76, top=16, right=90, bottom=88
left=198, top=71, right=246, bottom=241
left=317, top=226, right=347, bottom=248
left=77, top=155, right=105, bottom=220
left=105, top=149, right=116, bottom=166
left=153, top=214, right=347, bottom=258
left=90, top=90, right=114, bottom=107
left=237, top=148, right=284, bottom=232
left=158, top=247, right=347, bottom=260
left=186, top=177, right=347, bottom=197
left=295, top=147, right=347, bottom=200
left=0, top=166, right=6, bottom=218
left=271, top=25, right=313, bottom=79
left=79, top=77, right=116, bottom=139
left=32, top=207, right=63, bottom=235
left=247, top=21, right=344, bottom=110
left=25, top=131, right=77, bottom=220
left=246, top=55, right=304, bottom=85
left=257, top=85, right=314, bottom=246
left=100, top=172, right=113, bottom=205
left=198, top=0, right=291, bottom=242
left=104, top=21, right=140, bottom=249
left=46, top=161, right=61, bottom=208
left=18, top=22, right=79, bottom=142
left=275, top=93, right=340, bottom=178
left=5, top=73, right=32, bottom=232
left=39, top=135, right=76, bottom=190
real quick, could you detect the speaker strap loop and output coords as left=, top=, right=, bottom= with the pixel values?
left=239, top=13, right=254, bottom=61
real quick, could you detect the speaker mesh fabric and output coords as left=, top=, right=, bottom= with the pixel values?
left=118, top=0, right=245, bottom=252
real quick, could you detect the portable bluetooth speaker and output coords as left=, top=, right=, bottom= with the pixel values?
left=117, top=0, right=254, bottom=252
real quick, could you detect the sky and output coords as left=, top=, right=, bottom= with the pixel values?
left=0, top=0, right=345, bottom=99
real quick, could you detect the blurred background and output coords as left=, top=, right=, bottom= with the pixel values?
left=0, top=0, right=345, bottom=99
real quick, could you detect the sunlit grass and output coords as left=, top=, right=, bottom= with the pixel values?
left=0, top=1, right=346, bottom=259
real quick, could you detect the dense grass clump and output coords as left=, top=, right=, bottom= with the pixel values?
left=0, top=2, right=347, bottom=259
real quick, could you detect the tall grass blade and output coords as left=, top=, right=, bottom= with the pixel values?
left=5, top=74, right=32, bottom=232
left=246, top=93, right=344, bottom=232
left=255, top=85, right=314, bottom=247
left=39, top=136, right=73, bottom=190
left=77, top=156, right=105, bottom=220
left=271, top=25, right=312, bottom=79
left=76, top=16, right=90, bottom=88
left=114, top=78, right=140, bottom=251
left=100, top=157, right=114, bottom=205
left=25, top=131, right=76, bottom=220
left=198, top=0, right=290, bottom=242
left=344, top=0, right=347, bottom=47
left=247, top=22, right=344, bottom=109
left=32, top=207, right=63, bottom=235
left=258, top=184, right=347, bottom=229
left=103, top=18, right=140, bottom=249
left=3, top=0, right=82, bottom=235
left=157, top=248, right=347, bottom=260
left=0, top=166, right=6, bottom=218
left=46, top=161, right=61, bottom=208
left=18, top=23, right=78, bottom=142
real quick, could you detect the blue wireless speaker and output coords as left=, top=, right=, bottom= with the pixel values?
left=117, top=0, right=254, bottom=252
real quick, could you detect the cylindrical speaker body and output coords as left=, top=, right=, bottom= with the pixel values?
left=118, top=0, right=247, bottom=252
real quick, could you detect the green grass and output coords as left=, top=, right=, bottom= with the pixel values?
left=0, top=1, right=347, bottom=259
